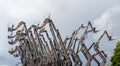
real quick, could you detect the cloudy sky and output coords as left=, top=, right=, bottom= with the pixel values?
left=0, top=0, right=120, bottom=66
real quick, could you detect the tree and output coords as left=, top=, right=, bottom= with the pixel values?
left=110, top=41, right=120, bottom=66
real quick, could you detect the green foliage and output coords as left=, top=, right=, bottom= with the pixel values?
left=110, top=41, right=120, bottom=66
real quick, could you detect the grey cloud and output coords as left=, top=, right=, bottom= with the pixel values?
left=93, top=5, right=120, bottom=65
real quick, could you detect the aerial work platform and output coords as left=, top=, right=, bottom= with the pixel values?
left=8, top=17, right=114, bottom=66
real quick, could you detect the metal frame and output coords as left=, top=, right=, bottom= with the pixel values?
left=8, top=18, right=113, bottom=66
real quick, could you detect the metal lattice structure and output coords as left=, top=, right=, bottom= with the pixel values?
left=8, top=17, right=114, bottom=66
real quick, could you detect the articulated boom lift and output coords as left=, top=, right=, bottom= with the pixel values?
left=8, top=17, right=114, bottom=66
